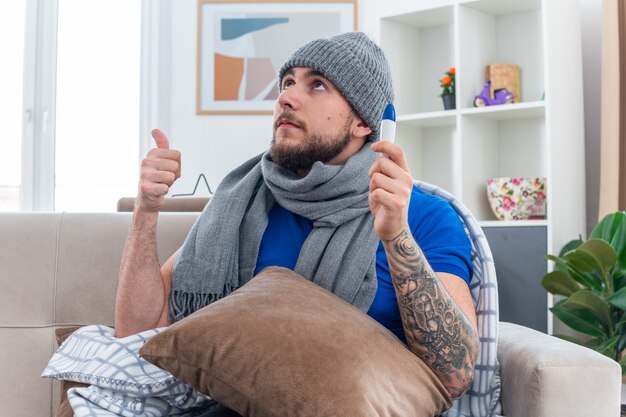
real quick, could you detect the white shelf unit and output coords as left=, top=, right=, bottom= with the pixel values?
left=478, top=219, right=549, bottom=228
left=380, top=0, right=586, bottom=333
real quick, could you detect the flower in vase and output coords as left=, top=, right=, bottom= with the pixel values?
left=440, top=67, right=456, bottom=96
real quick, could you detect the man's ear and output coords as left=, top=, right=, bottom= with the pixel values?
left=352, top=118, right=372, bottom=139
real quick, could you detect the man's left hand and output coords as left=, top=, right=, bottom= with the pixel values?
left=368, top=141, right=414, bottom=241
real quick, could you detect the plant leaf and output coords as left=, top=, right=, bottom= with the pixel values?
left=565, top=262, right=602, bottom=291
left=563, top=290, right=612, bottom=328
left=607, top=286, right=626, bottom=310
left=541, top=271, right=581, bottom=296
left=590, top=211, right=626, bottom=279
left=545, top=254, right=568, bottom=265
left=545, top=254, right=570, bottom=274
left=594, top=335, right=620, bottom=358
left=564, top=240, right=617, bottom=282
left=619, top=353, right=626, bottom=376
left=619, top=356, right=626, bottom=378
left=578, top=239, right=618, bottom=276
left=615, top=276, right=626, bottom=292
left=584, top=337, right=603, bottom=348
left=565, top=250, right=597, bottom=272
left=617, top=330, right=626, bottom=354
left=550, top=300, right=607, bottom=338
left=553, top=239, right=584, bottom=273
left=559, top=237, right=584, bottom=257
left=590, top=212, right=626, bottom=244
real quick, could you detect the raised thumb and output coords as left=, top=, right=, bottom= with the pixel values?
left=151, top=129, right=170, bottom=150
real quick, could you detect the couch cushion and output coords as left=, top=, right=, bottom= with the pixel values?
left=0, top=213, right=59, bottom=326
left=55, top=213, right=199, bottom=325
left=140, top=267, right=452, bottom=417
left=0, top=212, right=200, bottom=417
left=0, top=327, right=55, bottom=417
left=55, top=214, right=133, bottom=325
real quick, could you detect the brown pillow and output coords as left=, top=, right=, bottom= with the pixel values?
left=54, top=327, right=90, bottom=417
left=139, top=267, right=451, bottom=417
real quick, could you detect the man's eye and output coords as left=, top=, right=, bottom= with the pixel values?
left=313, top=81, right=326, bottom=91
left=282, top=79, right=294, bottom=90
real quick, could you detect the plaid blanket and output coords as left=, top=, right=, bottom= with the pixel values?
left=415, top=181, right=502, bottom=417
left=42, top=325, right=216, bottom=416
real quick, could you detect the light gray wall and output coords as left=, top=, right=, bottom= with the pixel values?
left=148, top=0, right=446, bottom=200
left=152, top=0, right=602, bottom=237
left=580, top=0, right=602, bottom=236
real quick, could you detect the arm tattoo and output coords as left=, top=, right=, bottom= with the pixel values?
left=383, top=228, right=479, bottom=399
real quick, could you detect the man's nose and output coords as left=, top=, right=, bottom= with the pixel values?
left=277, top=85, right=301, bottom=110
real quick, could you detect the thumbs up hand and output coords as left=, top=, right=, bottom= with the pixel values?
left=137, top=129, right=182, bottom=213
left=152, top=128, right=171, bottom=150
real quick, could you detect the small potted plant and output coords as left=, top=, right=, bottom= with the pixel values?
left=440, top=67, right=456, bottom=110
left=541, top=211, right=626, bottom=374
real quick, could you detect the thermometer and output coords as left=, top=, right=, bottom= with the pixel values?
left=380, top=103, right=396, bottom=143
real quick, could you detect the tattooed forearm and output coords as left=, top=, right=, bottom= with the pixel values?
left=384, top=228, right=479, bottom=399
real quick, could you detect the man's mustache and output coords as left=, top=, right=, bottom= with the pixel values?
left=274, top=112, right=306, bottom=131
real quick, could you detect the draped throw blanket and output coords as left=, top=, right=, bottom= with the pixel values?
left=169, top=144, right=381, bottom=322
left=415, top=181, right=502, bottom=417
left=42, top=325, right=216, bottom=417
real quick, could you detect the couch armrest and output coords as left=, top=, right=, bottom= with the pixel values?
left=498, top=322, right=621, bottom=417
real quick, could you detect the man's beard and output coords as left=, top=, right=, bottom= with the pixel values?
left=270, top=113, right=353, bottom=173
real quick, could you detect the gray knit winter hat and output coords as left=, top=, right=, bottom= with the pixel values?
left=278, top=32, right=394, bottom=141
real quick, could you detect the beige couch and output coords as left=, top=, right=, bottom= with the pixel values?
left=0, top=212, right=621, bottom=417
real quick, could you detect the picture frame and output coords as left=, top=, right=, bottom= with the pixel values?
left=196, top=0, right=357, bottom=115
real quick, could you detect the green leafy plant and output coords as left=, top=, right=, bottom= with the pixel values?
left=439, top=67, right=455, bottom=96
left=541, top=211, right=626, bottom=374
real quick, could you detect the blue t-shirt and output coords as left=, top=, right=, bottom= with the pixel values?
left=254, top=185, right=473, bottom=343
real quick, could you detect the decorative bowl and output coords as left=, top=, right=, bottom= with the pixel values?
left=486, top=177, right=547, bottom=220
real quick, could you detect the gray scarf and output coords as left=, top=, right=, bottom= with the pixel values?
left=169, top=144, right=380, bottom=323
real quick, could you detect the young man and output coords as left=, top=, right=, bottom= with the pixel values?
left=115, top=32, right=479, bottom=405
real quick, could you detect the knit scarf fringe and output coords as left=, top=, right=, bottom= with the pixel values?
left=169, top=284, right=238, bottom=324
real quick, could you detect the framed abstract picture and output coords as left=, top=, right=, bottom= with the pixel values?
left=196, top=0, right=357, bottom=115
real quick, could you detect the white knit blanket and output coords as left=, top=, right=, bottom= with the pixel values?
left=42, top=325, right=216, bottom=417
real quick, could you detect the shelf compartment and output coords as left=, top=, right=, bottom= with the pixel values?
left=461, top=0, right=542, bottom=16
left=396, top=123, right=455, bottom=194
left=377, top=0, right=585, bottom=335
left=461, top=101, right=545, bottom=120
left=460, top=115, right=546, bottom=221
left=479, top=219, right=548, bottom=228
left=481, top=222, right=549, bottom=332
left=397, top=111, right=456, bottom=128
left=458, top=1, right=544, bottom=109
left=381, top=6, right=455, bottom=115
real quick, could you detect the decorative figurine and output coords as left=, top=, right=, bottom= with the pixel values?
left=473, top=80, right=514, bottom=107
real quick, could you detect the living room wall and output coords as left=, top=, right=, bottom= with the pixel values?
left=148, top=0, right=436, bottom=199
left=151, top=0, right=601, bottom=235
left=579, top=0, right=601, bottom=235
